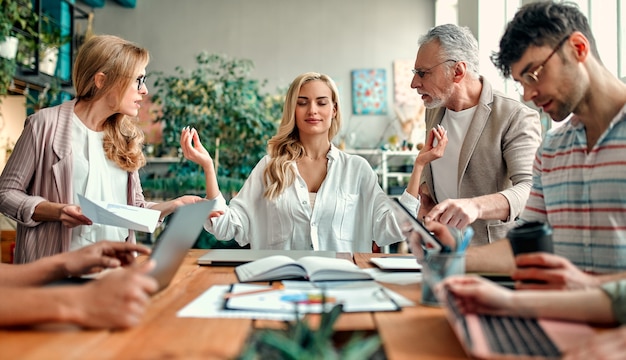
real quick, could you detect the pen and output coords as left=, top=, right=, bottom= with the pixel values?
left=223, top=283, right=284, bottom=299
left=457, top=227, right=474, bottom=253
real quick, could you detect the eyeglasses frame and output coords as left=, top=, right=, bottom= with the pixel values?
left=518, top=34, right=572, bottom=88
left=412, top=59, right=457, bottom=78
left=136, top=75, right=147, bottom=91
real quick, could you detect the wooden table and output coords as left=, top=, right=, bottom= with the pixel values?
left=0, top=250, right=468, bottom=360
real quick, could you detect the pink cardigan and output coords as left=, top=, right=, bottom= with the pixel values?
left=0, top=100, right=156, bottom=263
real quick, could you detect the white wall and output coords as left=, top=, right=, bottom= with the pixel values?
left=89, top=0, right=435, bottom=149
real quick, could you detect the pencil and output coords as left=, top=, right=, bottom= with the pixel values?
left=223, top=283, right=284, bottom=299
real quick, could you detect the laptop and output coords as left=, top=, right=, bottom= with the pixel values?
left=148, top=200, right=217, bottom=291
left=52, top=200, right=216, bottom=291
left=197, top=249, right=337, bottom=266
left=440, top=288, right=596, bottom=359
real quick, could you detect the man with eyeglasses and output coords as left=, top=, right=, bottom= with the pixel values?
left=435, top=2, right=626, bottom=357
left=458, top=1, right=626, bottom=287
left=403, top=24, right=542, bottom=246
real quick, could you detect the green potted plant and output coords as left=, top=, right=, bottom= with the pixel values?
left=0, top=0, right=38, bottom=97
left=238, top=303, right=382, bottom=359
left=37, top=13, right=71, bottom=76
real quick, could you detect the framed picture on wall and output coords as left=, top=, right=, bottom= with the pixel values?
left=351, top=69, right=387, bottom=115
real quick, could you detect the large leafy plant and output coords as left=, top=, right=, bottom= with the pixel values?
left=151, top=52, right=283, bottom=182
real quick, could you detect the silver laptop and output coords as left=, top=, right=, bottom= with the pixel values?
left=441, top=288, right=595, bottom=359
left=148, top=200, right=216, bottom=291
left=197, top=249, right=337, bottom=266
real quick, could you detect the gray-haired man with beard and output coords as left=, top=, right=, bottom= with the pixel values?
left=402, top=24, right=542, bottom=246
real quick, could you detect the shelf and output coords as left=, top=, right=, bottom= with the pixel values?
left=387, top=172, right=412, bottom=177
left=345, top=149, right=416, bottom=195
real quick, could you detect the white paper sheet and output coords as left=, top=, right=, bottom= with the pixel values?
left=370, top=257, right=422, bottom=271
left=177, top=284, right=297, bottom=320
left=176, top=282, right=415, bottom=320
left=363, top=268, right=422, bottom=285
left=78, top=194, right=161, bottom=233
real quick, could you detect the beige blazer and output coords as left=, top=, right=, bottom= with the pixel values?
left=0, top=100, right=156, bottom=263
left=422, top=78, right=542, bottom=245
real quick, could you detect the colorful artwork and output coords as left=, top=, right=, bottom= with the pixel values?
left=351, top=69, right=387, bottom=115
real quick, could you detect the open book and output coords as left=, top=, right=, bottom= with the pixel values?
left=235, top=255, right=373, bottom=282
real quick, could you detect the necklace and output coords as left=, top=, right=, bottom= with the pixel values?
left=305, top=154, right=327, bottom=161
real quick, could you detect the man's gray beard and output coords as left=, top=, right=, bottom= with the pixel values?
left=423, top=97, right=445, bottom=109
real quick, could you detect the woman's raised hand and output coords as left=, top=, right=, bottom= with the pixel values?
left=180, top=127, right=213, bottom=170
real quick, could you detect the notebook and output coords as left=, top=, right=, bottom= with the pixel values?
left=441, top=288, right=596, bottom=359
left=197, top=249, right=337, bottom=266
left=148, top=200, right=217, bottom=291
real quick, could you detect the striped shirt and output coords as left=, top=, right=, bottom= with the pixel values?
left=521, top=106, right=626, bottom=273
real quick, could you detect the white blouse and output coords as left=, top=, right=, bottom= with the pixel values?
left=70, top=114, right=128, bottom=250
left=206, top=145, right=418, bottom=253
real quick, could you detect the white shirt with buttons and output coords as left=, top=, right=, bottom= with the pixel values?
left=206, top=145, right=416, bottom=253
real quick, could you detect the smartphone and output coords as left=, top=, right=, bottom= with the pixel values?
left=390, top=198, right=448, bottom=253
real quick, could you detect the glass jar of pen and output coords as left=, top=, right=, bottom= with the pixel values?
left=418, top=226, right=473, bottom=307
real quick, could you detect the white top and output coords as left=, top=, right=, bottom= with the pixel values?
left=431, top=106, right=476, bottom=201
left=206, top=145, right=414, bottom=253
left=71, top=114, right=128, bottom=250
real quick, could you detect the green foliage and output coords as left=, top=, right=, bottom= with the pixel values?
left=0, top=0, right=38, bottom=41
left=0, top=57, right=16, bottom=96
left=0, top=0, right=38, bottom=99
left=238, top=303, right=382, bottom=360
left=151, top=52, right=284, bottom=181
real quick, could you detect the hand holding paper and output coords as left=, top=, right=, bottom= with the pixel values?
left=78, top=194, right=161, bottom=233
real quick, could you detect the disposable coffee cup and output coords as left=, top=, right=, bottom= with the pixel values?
left=507, top=221, right=553, bottom=256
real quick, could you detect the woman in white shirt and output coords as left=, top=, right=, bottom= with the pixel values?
left=181, top=72, right=410, bottom=252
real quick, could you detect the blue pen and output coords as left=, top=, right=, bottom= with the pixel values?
left=457, top=226, right=474, bottom=253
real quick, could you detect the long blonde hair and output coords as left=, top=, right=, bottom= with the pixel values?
left=73, top=35, right=148, bottom=172
left=263, top=72, right=342, bottom=200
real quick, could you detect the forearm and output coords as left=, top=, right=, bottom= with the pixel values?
left=150, top=198, right=186, bottom=219
left=203, top=159, right=220, bottom=199
left=472, top=193, right=510, bottom=221
left=405, top=163, right=425, bottom=198
left=0, top=255, right=67, bottom=286
left=31, top=201, right=64, bottom=222
left=512, top=289, right=615, bottom=324
left=0, top=287, right=82, bottom=327
left=466, top=239, right=515, bottom=274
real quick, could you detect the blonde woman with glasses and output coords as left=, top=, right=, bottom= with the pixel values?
left=0, top=35, right=202, bottom=264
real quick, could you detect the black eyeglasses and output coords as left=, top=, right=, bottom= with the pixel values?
left=412, top=59, right=457, bottom=78
left=518, top=34, right=571, bottom=88
left=136, top=75, right=147, bottom=91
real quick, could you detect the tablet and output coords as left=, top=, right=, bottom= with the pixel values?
left=389, top=198, right=447, bottom=253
